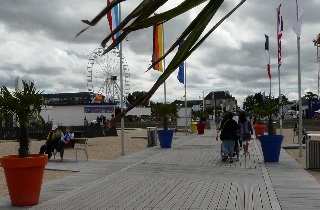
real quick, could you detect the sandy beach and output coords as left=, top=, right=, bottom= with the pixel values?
left=1, top=128, right=319, bottom=198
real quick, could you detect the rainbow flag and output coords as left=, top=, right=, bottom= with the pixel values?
left=106, top=0, right=120, bottom=49
left=152, top=23, right=164, bottom=72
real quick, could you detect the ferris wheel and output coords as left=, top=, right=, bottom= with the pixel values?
left=86, top=47, right=130, bottom=103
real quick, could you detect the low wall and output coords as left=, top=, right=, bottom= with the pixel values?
left=266, top=119, right=320, bottom=131
left=0, top=125, right=117, bottom=140
left=115, top=120, right=211, bottom=129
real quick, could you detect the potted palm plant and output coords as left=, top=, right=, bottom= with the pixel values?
left=243, top=92, right=267, bottom=138
left=0, top=81, right=48, bottom=206
left=152, top=104, right=179, bottom=148
left=253, top=95, right=285, bottom=162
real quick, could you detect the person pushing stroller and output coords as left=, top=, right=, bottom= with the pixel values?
left=218, top=112, right=239, bottom=163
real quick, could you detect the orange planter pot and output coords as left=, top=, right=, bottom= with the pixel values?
left=253, top=124, right=267, bottom=139
left=0, top=154, right=48, bottom=206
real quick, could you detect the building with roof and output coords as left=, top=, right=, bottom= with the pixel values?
left=40, top=92, right=116, bottom=126
left=204, top=91, right=237, bottom=113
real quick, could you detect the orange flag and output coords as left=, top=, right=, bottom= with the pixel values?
left=152, top=23, right=163, bottom=72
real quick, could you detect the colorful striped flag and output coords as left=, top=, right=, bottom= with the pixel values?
left=152, top=23, right=164, bottom=72
left=106, top=0, right=120, bottom=49
left=292, top=0, right=304, bottom=38
left=265, top=35, right=271, bottom=79
left=177, top=40, right=184, bottom=84
left=277, top=4, right=283, bottom=67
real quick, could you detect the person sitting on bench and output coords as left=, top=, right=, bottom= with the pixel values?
left=54, top=126, right=74, bottom=162
left=39, top=125, right=63, bottom=159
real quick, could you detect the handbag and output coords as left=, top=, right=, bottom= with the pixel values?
left=219, top=119, right=230, bottom=140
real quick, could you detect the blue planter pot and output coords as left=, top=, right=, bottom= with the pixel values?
left=157, top=130, right=174, bottom=148
left=259, top=135, right=284, bottom=162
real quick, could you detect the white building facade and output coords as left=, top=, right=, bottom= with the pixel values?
left=40, top=104, right=115, bottom=126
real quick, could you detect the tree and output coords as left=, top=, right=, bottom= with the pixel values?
left=304, top=91, right=318, bottom=101
left=253, top=95, right=285, bottom=135
left=127, top=91, right=147, bottom=104
left=242, top=92, right=264, bottom=113
left=0, top=81, right=47, bottom=157
left=152, top=103, right=179, bottom=130
left=312, top=33, right=320, bottom=46
left=243, top=92, right=288, bottom=114
left=76, top=0, right=247, bottom=127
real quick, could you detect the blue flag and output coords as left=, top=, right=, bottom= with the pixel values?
left=177, top=40, right=184, bottom=84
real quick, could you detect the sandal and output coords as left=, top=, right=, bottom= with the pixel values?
left=222, top=155, right=228, bottom=162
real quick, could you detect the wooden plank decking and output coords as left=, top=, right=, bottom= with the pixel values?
left=1, top=127, right=320, bottom=209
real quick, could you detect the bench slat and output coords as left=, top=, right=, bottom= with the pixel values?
left=74, top=138, right=88, bottom=144
left=53, top=138, right=89, bottom=162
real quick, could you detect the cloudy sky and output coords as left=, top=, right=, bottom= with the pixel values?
left=1, top=0, right=319, bottom=107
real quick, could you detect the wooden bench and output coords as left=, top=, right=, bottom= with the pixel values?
left=53, top=138, right=89, bottom=162
left=293, top=127, right=310, bottom=143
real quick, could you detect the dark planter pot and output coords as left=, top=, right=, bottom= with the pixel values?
left=253, top=124, right=267, bottom=139
left=157, top=130, right=174, bottom=148
left=196, top=123, right=205, bottom=134
left=0, top=154, right=48, bottom=206
left=259, top=135, right=284, bottom=162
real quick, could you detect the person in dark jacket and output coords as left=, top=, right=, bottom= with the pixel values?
left=39, top=125, right=63, bottom=159
left=219, top=112, right=239, bottom=163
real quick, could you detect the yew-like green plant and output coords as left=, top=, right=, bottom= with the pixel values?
left=152, top=104, right=179, bottom=130
left=253, top=96, right=285, bottom=135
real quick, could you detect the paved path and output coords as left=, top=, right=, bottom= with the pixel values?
left=1, top=129, right=320, bottom=209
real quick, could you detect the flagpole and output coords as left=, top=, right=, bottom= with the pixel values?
left=278, top=64, right=282, bottom=134
left=295, top=2, right=303, bottom=157
left=298, top=38, right=302, bottom=157
left=163, top=24, right=166, bottom=104
left=269, top=41, right=271, bottom=97
left=269, top=78, right=271, bottom=97
left=184, top=61, right=187, bottom=136
left=277, top=5, right=282, bottom=135
left=119, top=2, right=125, bottom=155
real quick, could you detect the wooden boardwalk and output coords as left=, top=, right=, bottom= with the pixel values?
left=1, top=128, right=320, bottom=209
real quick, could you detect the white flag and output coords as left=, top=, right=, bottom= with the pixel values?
left=292, top=0, right=304, bottom=37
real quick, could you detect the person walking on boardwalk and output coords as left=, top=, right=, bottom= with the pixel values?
left=215, top=114, right=221, bottom=130
left=219, top=112, right=239, bottom=163
left=238, top=112, right=253, bottom=154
